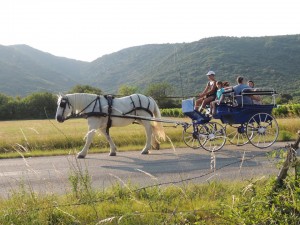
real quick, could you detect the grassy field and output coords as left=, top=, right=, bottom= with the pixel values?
left=0, top=117, right=299, bottom=158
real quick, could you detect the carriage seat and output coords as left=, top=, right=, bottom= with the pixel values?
left=221, top=89, right=238, bottom=107
left=241, top=88, right=276, bottom=96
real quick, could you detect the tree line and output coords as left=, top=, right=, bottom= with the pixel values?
left=0, top=83, right=180, bottom=121
left=0, top=83, right=293, bottom=121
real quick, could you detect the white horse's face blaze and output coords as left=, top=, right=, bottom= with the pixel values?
left=55, top=96, right=72, bottom=123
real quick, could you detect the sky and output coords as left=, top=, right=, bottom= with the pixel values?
left=0, top=0, right=299, bottom=62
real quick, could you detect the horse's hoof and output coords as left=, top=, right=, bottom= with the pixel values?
left=151, top=144, right=160, bottom=150
left=141, top=151, right=149, bottom=155
left=109, top=152, right=117, bottom=156
left=77, top=154, right=85, bottom=159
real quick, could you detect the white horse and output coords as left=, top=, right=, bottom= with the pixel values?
left=55, top=93, right=165, bottom=158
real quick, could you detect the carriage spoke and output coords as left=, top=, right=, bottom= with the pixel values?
left=200, top=122, right=226, bottom=152
left=246, top=113, right=279, bottom=148
left=226, top=124, right=249, bottom=146
left=182, top=124, right=201, bottom=149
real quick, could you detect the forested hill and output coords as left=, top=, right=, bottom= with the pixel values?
left=0, top=44, right=88, bottom=95
left=85, top=35, right=300, bottom=97
left=0, top=35, right=300, bottom=98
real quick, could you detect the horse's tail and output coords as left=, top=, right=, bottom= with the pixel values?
left=151, top=98, right=166, bottom=141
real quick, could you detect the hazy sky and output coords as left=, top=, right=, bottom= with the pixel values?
left=1, top=0, right=299, bottom=61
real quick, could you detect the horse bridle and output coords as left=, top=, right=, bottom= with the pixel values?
left=59, top=97, right=74, bottom=120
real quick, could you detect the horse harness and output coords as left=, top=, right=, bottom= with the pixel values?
left=60, top=94, right=153, bottom=134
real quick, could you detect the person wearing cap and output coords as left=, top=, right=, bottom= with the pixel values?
left=195, top=70, right=217, bottom=112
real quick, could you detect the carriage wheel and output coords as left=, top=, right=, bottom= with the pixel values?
left=182, top=123, right=202, bottom=149
left=226, top=124, right=252, bottom=146
left=199, top=122, right=226, bottom=152
left=246, top=113, right=279, bottom=148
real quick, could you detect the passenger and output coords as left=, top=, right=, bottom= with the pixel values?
left=247, top=80, right=255, bottom=88
left=210, top=81, right=225, bottom=116
left=233, top=76, right=252, bottom=105
left=247, top=80, right=262, bottom=104
left=195, top=70, right=217, bottom=112
left=222, top=81, right=230, bottom=87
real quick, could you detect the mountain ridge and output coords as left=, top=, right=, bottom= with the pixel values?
left=0, top=35, right=300, bottom=98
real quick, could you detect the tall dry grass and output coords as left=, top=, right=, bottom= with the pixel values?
left=0, top=117, right=299, bottom=157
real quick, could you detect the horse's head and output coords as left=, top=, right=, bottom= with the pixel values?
left=55, top=94, right=73, bottom=123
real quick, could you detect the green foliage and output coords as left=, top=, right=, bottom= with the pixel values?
left=273, top=104, right=300, bottom=117
left=280, top=130, right=293, bottom=141
left=277, top=93, right=294, bottom=104
left=68, top=84, right=102, bottom=95
left=290, top=104, right=300, bottom=116
left=224, top=176, right=300, bottom=224
left=144, top=82, right=173, bottom=98
left=161, top=108, right=184, bottom=117
left=144, top=83, right=179, bottom=108
left=0, top=92, right=57, bottom=120
left=1, top=175, right=299, bottom=224
left=0, top=85, right=103, bottom=120
left=118, top=84, right=138, bottom=96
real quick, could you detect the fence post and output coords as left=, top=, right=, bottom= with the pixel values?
left=276, top=130, right=300, bottom=187
left=293, top=130, right=300, bottom=182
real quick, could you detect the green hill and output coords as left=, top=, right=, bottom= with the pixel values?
left=0, top=44, right=88, bottom=95
left=85, top=35, right=300, bottom=98
left=0, top=35, right=300, bottom=100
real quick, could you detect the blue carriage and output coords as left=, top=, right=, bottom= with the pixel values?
left=182, top=88, right=279, bottom=152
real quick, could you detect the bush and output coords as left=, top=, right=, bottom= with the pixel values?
left=280, top=130, right=293, bottom=141
left=273, top=105, right=289, bottom=117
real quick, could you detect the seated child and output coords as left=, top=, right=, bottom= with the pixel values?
left=210, top=81, right=225, bottom=115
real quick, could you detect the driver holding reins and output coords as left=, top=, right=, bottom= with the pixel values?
left=195, top=70, right=217, bottom=112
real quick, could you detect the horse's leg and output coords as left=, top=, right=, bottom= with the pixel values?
left=140, top=120, right=152, bottom=154
left=99, top=128, right=117, bottom=156
left=77, top=118, right=100, bottom=159
left=151, top=132, right=160, bottom=150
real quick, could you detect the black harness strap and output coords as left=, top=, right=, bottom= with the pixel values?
left=123, top=94, right=153, bottom=117
left=146, top=97, right=151, bottom=111
left=130, top=95, right=136, bottom=109
left=104, top=95, right=114, bottom=134
left=91, top=96, right=102, bottom=113
left=123, top=107, right=153, bottom=117
left=137, top=94, right=142, bottom=107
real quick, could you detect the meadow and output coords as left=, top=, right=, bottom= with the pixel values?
left=0, top=117, right=299, bottom=158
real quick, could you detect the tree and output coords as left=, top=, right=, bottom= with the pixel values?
left=118, top=85, right=138, bottom=96
left=277, top=93, right=293, bottom=104
left=144, top=83, right=179, bottom=108
left=68, top=85, right=102, bottom=95
left=22, top=92, right=57, bottom=119
left=0, top=93, right=15, bottom=120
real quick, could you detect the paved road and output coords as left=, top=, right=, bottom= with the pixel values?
left=0, top=142, right=291, bottom=198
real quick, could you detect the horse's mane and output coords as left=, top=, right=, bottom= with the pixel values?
left=66, top=93, right=98, bottom=113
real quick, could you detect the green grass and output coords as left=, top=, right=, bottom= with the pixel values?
left=1, top=174, right=299, bottom=224
left=0, top=179, right=247, bottom=224
left=0, top=117, right=299, bottom=158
